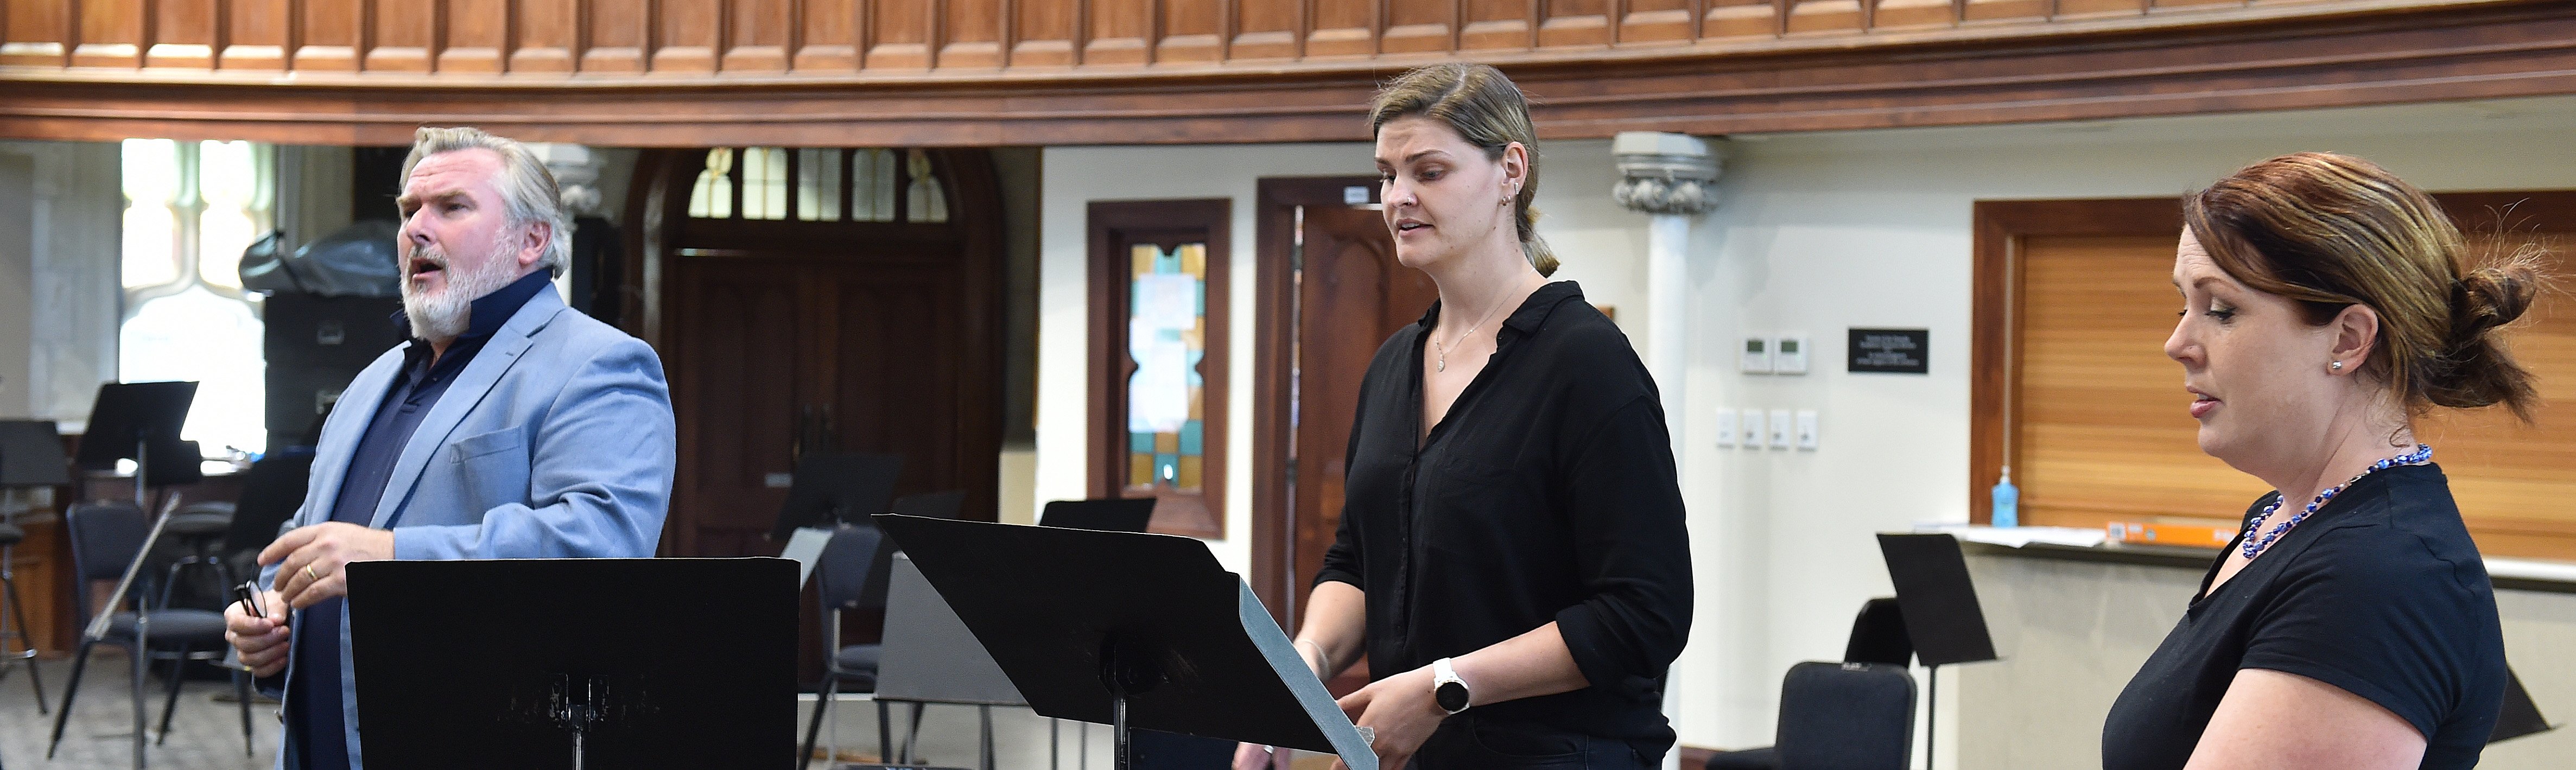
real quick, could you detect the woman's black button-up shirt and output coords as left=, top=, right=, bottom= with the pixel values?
left=1314, top=281, right=1693, bottom=752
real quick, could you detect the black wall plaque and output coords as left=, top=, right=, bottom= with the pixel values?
left=1849, top=328, right=1930, bottom=374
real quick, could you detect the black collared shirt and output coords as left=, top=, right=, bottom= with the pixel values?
left=287, top=269, right=555, bottom=770
left=1315, top=281, right=1693, bottom=753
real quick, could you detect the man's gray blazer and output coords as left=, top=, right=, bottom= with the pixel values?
left=258, top=285, right=676, bottom=769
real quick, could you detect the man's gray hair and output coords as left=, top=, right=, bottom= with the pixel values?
left=401, top=126, right=571, bottom=277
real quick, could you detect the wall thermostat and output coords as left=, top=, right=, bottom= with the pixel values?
left=1774, top=335, right=1810, bottom=374
left=1741, top=336, right=1773, bottom=374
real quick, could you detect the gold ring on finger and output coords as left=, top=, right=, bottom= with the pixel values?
left=304, top=565, right=322, bottom=582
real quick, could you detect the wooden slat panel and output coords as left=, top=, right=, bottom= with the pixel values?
left=724, top=0, right=793, bottom=72
left=869, top=0, right=934, bottom=70
left=1461, top=0, right=1533, bottom=50
left=1872, top=0, right=1953, bottom=28
left=366, top=0, right=438, bottom=72
left=147, top=0, right=220, bottom=69
left=1382, top=0, right=1454, bottom=54
left=1702, top=0, right=1779, bottom=41
left=1232, top=0, right=1301, bottom=58
left=584, top=0, right=652, bottom=73
left=1159, top=0, right=1227, bottom=63
left=1540, top=0, right=1613, bottom=47
left=2056, top=0, right=2147, bottom=18
left=1962, top=0, right=2046, bottom=21
left=1309, top=0, right=1379, bottom=56
left=653, top=0, right=721, bottom=72
left=2005, top=209, right=2576, bottom=561
left=72, top=0, right=145, bottom=67
left=943, top=0, right=1007, bottom=69
left=511, top=0, right=581, bottom=73
left=1085, top=0, right=1153, bottom=65
left=220, top=0, right=291, bottom=69
left=442, top=0, right=512, bottom=73
left=1619, top=0, right=1698, bottom=43
left=796, top=0, right=861, bottom=70
left=296, top=0, right=365, bottom=71
left=1, top=1, right=72, bottom=67
left=1784, top=0, right=1863, bottom=34
left=1013, top=0, right=1078, bottom=65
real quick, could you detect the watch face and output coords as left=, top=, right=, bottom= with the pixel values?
left=1436, top=680, right=1470, bottom=713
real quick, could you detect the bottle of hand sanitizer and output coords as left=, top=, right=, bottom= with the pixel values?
left=1991, top=466, right=2020, bottom=528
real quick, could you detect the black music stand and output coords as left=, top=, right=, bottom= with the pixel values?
left=345, top=558, right=799, bottom=770
left=772, top=452, right=904, bottom=541
left=1038, top=499, right=1157, bottom=533
left=1, top=419, right=71, bottom=519
left=875, top=514, right=1376, bottom=770
left=73, top=382, right=200, bottom=505
left=1876, top=533, right=1998, bottom=770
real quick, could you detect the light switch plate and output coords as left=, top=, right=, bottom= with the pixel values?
left=1775, top=335, right=1810, bottom=374
left=1795, top=410, right=1819, bottom=449
left=1740, top=409, right=1766, bottom=448
left=1741, top=336, right=1773, bottom=374
left=1715, top=410, right=1738, bottom=448
left=1768, top=409, right=1793, bottom=449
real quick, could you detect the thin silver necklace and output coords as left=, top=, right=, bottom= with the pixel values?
left=1431, top=279, right=1525, bottom=373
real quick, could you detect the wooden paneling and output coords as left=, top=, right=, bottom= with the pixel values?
left=2, top=1, right=72, bottom=67
left=9, top=1, right=2576, bottom=146
left=147, top=0, right=221, bottom=69
left=220, top=0, right=290, bottom=70
left=296, top=0, right=365, bottom=72
left=1973, top=193, right=2576, bottom=561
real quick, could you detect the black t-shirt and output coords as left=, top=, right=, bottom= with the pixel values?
left=2102, top=464, right=2506, bottom=770
left=1314, top=281, right=1693, bottom=754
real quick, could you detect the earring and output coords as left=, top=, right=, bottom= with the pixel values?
left=2330, top=361, right=2345, bottom=371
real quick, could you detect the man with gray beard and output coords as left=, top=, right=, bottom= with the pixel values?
left=221, top=127, right=676, bottom=770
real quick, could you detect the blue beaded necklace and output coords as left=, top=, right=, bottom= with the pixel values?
left=2241, top=443, right=2433, bottom=560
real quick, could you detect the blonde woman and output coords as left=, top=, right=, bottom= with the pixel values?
left=1241, top=63, right=1692, bottom=770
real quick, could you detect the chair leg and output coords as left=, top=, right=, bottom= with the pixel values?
left=47, top=641, right=94, bottom=759
left=878, top=699, right=892, bottom=767
left=799, top=677, right=837, bottom=770
left=234, top=668, right=255, bottom=755
left=1, top=567, right=44, bottom=713
left=155, top=650, right=187, bottom=746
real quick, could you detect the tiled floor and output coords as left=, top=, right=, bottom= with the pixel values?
left=0, top=654, right=278, bottom=770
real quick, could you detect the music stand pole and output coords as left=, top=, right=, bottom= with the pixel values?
left=83, top=494, right=182, bottom=643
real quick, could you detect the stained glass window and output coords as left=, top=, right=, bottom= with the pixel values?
left=1125, top=243, right=1209, bottom=497
left=118, top=138, right=274, bottom=456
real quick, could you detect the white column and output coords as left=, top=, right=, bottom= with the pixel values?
left=1613, top=132, right=1720, bottom=770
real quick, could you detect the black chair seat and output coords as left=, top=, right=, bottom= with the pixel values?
left=832, top=644, right=881, bottom=690
left=0, top=522, right=22, bottom=546
left=105, top=609, right=230, bottom=646
left=166, top=512, right=234, bottom=539
left=1703, top=746, right=1777, bottom=770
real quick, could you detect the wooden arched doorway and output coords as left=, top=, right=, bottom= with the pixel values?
left=631, top=147, right=1005, bottom=559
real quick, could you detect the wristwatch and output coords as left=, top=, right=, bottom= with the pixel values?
left=1432, top=657, right=1471, bottom=715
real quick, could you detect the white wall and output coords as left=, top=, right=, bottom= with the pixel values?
left=1682, top=94, right=2576, bottom=758
left=0, top=141, right=123, bottom=428
left=1036, top=94, right=2576, bottom=762
left=1037, top=141, right=1646, bottom=577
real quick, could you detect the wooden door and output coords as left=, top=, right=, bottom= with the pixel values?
left=1251, top=177, right=1435, bottom=640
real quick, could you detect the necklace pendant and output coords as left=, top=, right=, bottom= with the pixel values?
left=1436, top=358, right=1446, bottom=373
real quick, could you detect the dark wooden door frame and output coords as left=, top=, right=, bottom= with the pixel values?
left=1086, top=199, right=1233, bottom=539
left=1249, top=175, right=1387, bottom=630
left=626, top=147, right=1007, bottom=556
